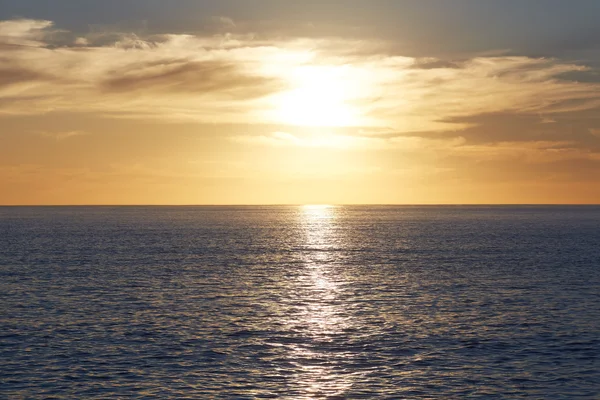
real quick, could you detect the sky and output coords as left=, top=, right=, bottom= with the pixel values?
left=1, top=0, right=600, bottom=204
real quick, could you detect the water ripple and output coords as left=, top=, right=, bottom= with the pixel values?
left=1, top=205, right=599, bottom=398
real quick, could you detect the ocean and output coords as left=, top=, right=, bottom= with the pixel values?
left=1, top=205, right=599, bottom=398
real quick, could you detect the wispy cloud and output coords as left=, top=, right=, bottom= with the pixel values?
left=0, top=19, right=54, bottom=47
left=234, top=130, right=467, bottom=152
left=37, top=130, right=89, bottom=140
left=1, top=18, right=600, bottom=135
left=234, top=131, right=372, bottom=149
left=236, top=129, right=600, bottom=166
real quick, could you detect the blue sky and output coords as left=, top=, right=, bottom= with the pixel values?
left=1, top=0, right=599, bottom=58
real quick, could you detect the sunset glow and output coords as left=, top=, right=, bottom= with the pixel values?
left=3, top=3, right=599, bottom=399
left=271, top=65, right=364, bottom=127
left=1, top=1, right=600, bottom=205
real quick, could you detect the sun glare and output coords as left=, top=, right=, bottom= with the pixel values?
left=272, top=65, right=363, bottom=127
left=302, top=204, right=336, bottom=220
left=302, top=204, right=334, bottom=209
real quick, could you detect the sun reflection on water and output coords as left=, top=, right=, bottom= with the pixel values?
left=282, top=205, right=357, bottom=398
left=301, top=204, right=335, bottom=217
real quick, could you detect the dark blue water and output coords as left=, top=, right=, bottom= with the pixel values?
left=1, top=206, right=599, bottom=398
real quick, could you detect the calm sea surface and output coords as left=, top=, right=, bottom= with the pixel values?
left=1, top=206, right=599, bottom=399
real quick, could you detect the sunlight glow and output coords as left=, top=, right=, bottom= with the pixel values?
left=302, top=204, right=334, bottom=209
left=271, top=65, right=364, bottom=127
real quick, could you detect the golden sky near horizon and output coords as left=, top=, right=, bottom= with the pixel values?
left=1, top=2, right=600, bottom=204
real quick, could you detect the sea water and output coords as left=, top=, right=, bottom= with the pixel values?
left=1, top=206, right=599, bottom=398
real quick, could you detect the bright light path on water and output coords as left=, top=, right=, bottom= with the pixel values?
left=301, top=205, right=336, bottom=220
left=285, top=205, right=357, bottom=397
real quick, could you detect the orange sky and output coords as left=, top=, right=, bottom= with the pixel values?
left=1, top=3, right=600, bottom=204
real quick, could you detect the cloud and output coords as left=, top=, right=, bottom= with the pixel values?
left=540, top=116, right=556, bottom=124
left=101, top=59, right=276, bottom=98
left=0, top=66, right=52, bottom=88
left=234, top=130, right=466, bottom=151
left=410, top=58, right=464, bottom=70
left=211, top=16, right=236, bottom=29
left=360, top=56, right=600, bottom=132
left=0, top=18, right=600, bottom=135
left=0, top=21, right=287, bottom=122
left=235, top=131, right=368, bottom=149
left=37, top=130, right=89, bottom=140
left=236, top=128, right=600, bottom=167
left=0, top=19, right=54, bottom=47
left=449, top=140, right=600, bottom=164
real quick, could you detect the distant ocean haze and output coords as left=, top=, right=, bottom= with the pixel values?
left=1, top=206, right=599, bottom=398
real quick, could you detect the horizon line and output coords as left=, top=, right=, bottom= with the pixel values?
left=1, top=203, right=600, bottom=207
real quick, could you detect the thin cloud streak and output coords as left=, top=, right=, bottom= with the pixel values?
left=37, top=130, right=89, bottom=141
left=1, top=18, right=600, bottom=133
left=0, top=19, right=54, bottom=47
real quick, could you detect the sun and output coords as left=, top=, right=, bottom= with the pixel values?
left=271, top=65, right=362, bottom=127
